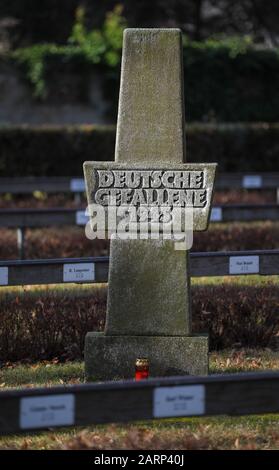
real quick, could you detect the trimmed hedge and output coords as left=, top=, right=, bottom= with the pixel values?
left=0, top=123, right=278, bottom=176
left=0, top=222, right=277, bottom=260
left=183, top=45, right=279, bottom=122
left=0, top=125, right=115, bottom=176
left=0, top=283, right=278, bottom=361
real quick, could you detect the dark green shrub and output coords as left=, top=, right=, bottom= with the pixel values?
left=0, top=123, right=278, bottom=177
left=13, top=5, right=126, bottom=98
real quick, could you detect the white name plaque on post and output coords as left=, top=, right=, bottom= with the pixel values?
left=70, top=178, right=85, bottom=192
left=210, top=207, right=222, bottom=222
left=63, top=263, right=95, bottom=282
left=242, top=175, right=262, bottom=188
left=0, top=267, right=8, bottom=285
left=153, top=385, right=205, bottom=418
left=20, top=394, right=75, bottom=429
left=229, top=255, right=259, bottom=274
left=75, top=210, right=89, bottom=225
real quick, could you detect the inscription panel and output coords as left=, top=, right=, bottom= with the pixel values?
left=84, top=162, right=217, bottom=232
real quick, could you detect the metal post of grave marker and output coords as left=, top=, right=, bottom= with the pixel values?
left=84, top=29, right=217, bottom=380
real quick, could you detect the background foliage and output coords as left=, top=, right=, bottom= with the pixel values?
left=1, top=0, right=279, bottom=47
left=4, top=6, right=279, bottom=122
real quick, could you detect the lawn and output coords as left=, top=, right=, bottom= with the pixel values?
left=1, top=349, right=279, bottom=450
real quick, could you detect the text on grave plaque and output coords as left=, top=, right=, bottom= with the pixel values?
left=94, top=169, right=207, bottom=208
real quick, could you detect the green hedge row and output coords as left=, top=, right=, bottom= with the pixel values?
left=0, top=123, right=278, bottom=177
left=183, top=45, right=279, bottom=122
left=0, top=283, right=278, bottom=361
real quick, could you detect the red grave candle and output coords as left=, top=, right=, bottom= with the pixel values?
left=135, top=358, right=149, bottom=380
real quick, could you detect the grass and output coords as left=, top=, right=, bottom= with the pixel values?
left=0, top=272, right=277, bottom=298
left=0, top=361, right=84, bottom=388
left=1, top=349, right=279, bottom=449
left=192, top=274, right=279, bottom=286
left=1, top=349, right=278, bottom=389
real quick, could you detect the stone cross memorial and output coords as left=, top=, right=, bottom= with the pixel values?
left=84, top=28, right=217, bottom=380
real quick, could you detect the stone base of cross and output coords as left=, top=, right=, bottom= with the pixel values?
left=84, top=29, right=216, bottom=381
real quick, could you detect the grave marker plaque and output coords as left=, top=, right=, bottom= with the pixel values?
left=84, top=29, right=217, bottom=380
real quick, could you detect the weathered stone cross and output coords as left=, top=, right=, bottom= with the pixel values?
left=84, top=29, right=216, bottom=380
